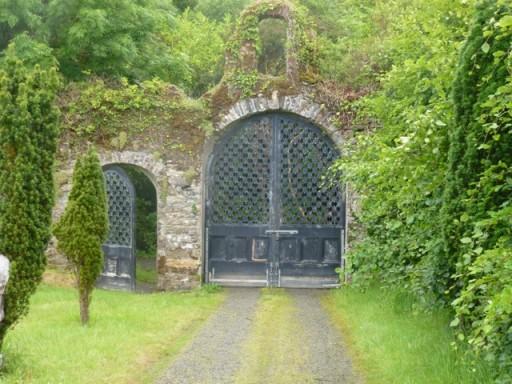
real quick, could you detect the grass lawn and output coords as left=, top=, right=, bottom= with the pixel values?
left=325, top=286, right=495, bottom=384
left=1, top=283, right=224, bottom=384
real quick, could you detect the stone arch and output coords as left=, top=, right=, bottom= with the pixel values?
left=98, top=151, right=202, bottom=291
left=98, top=151, right=165, bottom=188
left=201, top=95, right=345, bottom=281
left=98, top=152, right=164, bottom=290
left=213, top=95, right=343, bottom=148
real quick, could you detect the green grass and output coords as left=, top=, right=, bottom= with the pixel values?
left=1, top=284, right=224, bottom=384
left=325, top=286, right=495, bottom=384
left=136, top=260, right=158, bottom=285
left=234, top=289, right=314, bottom=384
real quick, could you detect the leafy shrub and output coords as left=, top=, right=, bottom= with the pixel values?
left=334, top=0, right=472, bottom=292
left=194, top=0, right=249, bottom=21
left=46, top=0, right=183, bottom=82
left=447, top=2, right=512, bottom=378
left=0, top=0, right=46, bottom=50
left=335, top=0, right=512, bottom=379
left=162, top=9, right=226, bottom=95
left=0, top=33, right=57, bottom=70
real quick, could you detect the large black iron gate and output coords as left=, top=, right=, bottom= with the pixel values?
left=98, top=165, right=136, bottom=291
left=206, top=113, right=345, bottom=288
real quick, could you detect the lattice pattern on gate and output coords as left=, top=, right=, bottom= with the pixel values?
left=279, top=117, right=343, bottom=226
left=104, top=169, right=133, bottom=246
left=209, top=117, right=272, bottom=224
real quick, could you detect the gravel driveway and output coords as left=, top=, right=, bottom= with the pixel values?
left=156, top=288, right=261, bottom=384
left=157, top=288, right=360, bottom=384
left=290, top=289, right=360, bottom=383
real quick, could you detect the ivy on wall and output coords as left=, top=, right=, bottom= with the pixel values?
left=59, top=77, right=212, bottom=159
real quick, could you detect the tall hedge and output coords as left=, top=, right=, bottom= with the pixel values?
left=53, top=148, right=108, bottom=325
left=439, top=0, right=511, bottom=297
left=446, top=0, right=512, bottom=377
left=333, top=0, right=511, bottom=378
left=0, top=50, right=60, bottom=346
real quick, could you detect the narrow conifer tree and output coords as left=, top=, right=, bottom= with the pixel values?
left=53, top=149, right=109, bottom=325
left=437, top=0, right=511, bottom=296
left=0, top=50, right=60, bottom=346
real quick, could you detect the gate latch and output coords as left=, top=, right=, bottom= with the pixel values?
left=265, top=230, right=298, bottom=240
left=265, top=230, right=298, bottom=235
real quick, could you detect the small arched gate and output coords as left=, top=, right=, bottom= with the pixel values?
left=206, top=113, right=345, bottom=288
left=98, top=165, right=136, bottom=291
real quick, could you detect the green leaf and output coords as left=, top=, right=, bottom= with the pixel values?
left=497, top=15, right=512, bottom=28
left=450, top=318, right=460, bottom=327
left=460, top=237, right=472, bottom=244
left=481, top=42, right=490, bottom=54
left=493, top=50, right=506, bottom=59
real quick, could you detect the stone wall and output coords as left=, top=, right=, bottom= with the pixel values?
left=50, top=150, right=202, bottom=290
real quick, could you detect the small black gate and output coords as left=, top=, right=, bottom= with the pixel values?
left=206, top=113, right=345, bottom=288
left=98, top=165, right=136, bottom=291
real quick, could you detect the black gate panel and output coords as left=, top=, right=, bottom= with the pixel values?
left=98, top=165, right=136, bottom=291
left=206, top=113, right=344, bottom=288
left=207, top=116, right=272, bottom=286
left=276, top=116, right=344, bottom=287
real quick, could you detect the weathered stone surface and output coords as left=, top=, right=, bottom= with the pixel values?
left=48, top=90, right=353, bottom=291
left=166, top=259, right=200, bottom=273
left=49, top=149, right=202, bottom=291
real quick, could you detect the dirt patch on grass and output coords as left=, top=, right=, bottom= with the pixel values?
left=42, top=269, right=75, bottom=288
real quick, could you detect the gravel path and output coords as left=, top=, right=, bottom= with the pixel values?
left=290, top=289, right=361, bottom=384
left=157, top=288, right=360, bottom=384
left=156, top=288, right=260, bottom=384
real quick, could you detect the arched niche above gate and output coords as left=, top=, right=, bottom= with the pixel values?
left=224, top=1, right=318, bottom=86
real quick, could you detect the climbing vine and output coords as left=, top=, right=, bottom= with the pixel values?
left=60, top=77, right=213, bottom=150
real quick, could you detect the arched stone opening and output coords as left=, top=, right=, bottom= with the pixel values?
left=202, top=107, right=346, bottom=288
left=224, top=1, right=308, bottom=85
left=99, top=161, right=159, bottom=292
left=258, top=18, right=288, bottom=76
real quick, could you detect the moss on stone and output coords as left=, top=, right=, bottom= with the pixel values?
left=59, top=78, right=210, bottom=170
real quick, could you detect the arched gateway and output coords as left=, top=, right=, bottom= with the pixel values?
left=205, top=113, right=345, bottom=288
left=98, top=165, right=136, bottom=290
